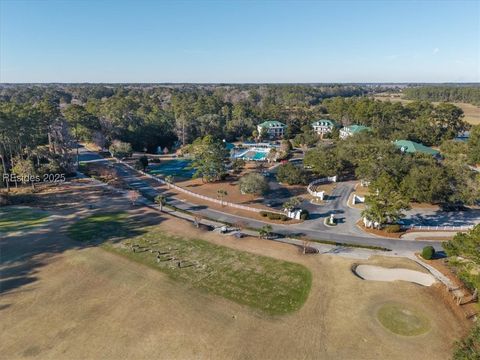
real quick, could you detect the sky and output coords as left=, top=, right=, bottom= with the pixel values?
left=1, top=0, right=479, bottom=83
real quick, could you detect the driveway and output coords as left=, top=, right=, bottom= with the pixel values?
left=76, top=147, right=480, bottom=253
left=100, top=159, right=442, bottom=253
left=301, top=181, right=364, bottom=236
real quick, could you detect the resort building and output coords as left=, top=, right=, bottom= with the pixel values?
left=393, top=140, right=440, bottom=157
left=340, top=125, right=370, bottom=139
left=257, top=120, right=287, bottom=139
left=311, top=119, right=336, bottom=136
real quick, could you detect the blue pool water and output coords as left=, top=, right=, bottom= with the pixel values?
left=252, top=151, right=267, bottom=160
left=233, top=149, right=269, bottom=161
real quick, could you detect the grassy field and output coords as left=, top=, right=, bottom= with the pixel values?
left=0, top=207, right=50, bottom=233
left=374, top=95, right=480, bottom=125
left=67, top=212, right=133, bottom=242
left=68, top=212, right=312, bottom=315
left=377, top=303, right=431, bottom=336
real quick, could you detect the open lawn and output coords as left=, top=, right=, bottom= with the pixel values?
left=0, top=207, right=50, bottom=233
left=374, top=95, right=480, bottom=125
left=377, top=303, right=431, bottom=336
left=68, top=212, right=311, bottom=315
left=0, top=184, right=471, bottom=359
left=67, top=212, right=133, bottom=242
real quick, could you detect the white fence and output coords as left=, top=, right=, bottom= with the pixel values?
left=119, top=160, right=285, bottom=215
left=307, top=176, right=337, bottom=198
left=353, top=195, right=365, bottom=204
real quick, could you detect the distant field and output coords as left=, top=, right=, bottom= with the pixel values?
left=68, top=212, right=312, bottom=315
left=374, top=95, right=480, bottom=125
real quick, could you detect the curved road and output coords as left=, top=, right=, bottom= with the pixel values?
left=79, top=147, right=446, bottom=253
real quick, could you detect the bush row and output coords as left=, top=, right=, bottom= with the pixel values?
left=260, top=211, right=289, bottom=221
left=384, top=224, right=401, bottom=233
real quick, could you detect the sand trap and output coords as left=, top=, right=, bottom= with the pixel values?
left=354, top=265, right=436, bottom=286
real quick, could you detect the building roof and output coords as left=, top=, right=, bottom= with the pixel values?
left=343, top=124, right=370, bottom=133
left=393, top=140, right=440, bottom=156
left=312, top=119, right=336, bottom=127
left=258, top=120, right=286, bottom=128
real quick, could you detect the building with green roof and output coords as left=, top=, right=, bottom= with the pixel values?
left=340, top=125, right=370, bottom=139
left=311, top=119, right=337, bottom=137
left=257, top=120, right=287, bottom=139
left=393, top=140, right=440, bottom=156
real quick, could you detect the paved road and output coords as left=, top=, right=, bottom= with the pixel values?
left=80, top=148, right=474, bottom=254
left=302, top=181, right=365, bottom=236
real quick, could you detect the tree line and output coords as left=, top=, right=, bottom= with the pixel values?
left=403, top=86, right=480, bottom=106
left=1, top=84, right=478, bottom=198
left=302, top=131, right=479, bottom=226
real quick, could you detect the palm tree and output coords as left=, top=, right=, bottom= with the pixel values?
left=155, top=195, right=166, bottom=211
left=217, top=189, right=228, bottom=206
left=259, top=224, right=273, bottom=239
left=165, top=175, right=174, bottom=188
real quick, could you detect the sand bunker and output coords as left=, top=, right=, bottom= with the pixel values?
left=354, top=265, right=436, bottom=286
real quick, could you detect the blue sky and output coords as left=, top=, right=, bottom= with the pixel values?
left=1, top=0, right=478, bottom=83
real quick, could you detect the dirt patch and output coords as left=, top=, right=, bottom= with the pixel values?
left=415, top=236, right=454, bottom=241
left=417, top=255, right=479, bottom=320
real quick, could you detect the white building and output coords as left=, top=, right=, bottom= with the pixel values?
left=339, top=125, right=370, bottom=139
left=311, top=119, right=336, bottom=136
left=257, top=120, right=287, bottom=139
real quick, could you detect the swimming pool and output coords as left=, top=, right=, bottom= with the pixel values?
left=233, top=148, right=270, bottom=161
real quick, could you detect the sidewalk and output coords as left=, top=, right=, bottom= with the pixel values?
left=401, top=231, right=458, bottom=241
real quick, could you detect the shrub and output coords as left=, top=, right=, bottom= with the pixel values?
left=453, top=324, right=480, bottom=360
left=259, top=211, right=288, bottom=221
left=109, top=140, right=133, bottom=159
left=421, top=246, right=435, bottom=260
left=300, top=209, right=309, bottom=220
left=136, top=155, right=149, bottom=171
left=232, top=158, right=246, bottom=173
left=385, top=224, right=401, bottom=233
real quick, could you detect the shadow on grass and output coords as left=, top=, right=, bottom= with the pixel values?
left=67, top=212, right=147, bottom=243
left=0, top=207, right=50, bottom=233
left=0, top=207, right=164, bottom=296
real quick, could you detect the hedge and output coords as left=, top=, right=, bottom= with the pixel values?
left=259, top=211, right=289, bottom=221
left=385, top=224, right=401, bottom=233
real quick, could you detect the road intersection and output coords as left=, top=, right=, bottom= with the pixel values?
left=78, top=146, right=464, bottom=254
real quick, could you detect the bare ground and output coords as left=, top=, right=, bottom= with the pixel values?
left=0, top=185, right=471, bottom=360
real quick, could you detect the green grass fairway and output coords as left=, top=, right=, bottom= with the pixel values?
left=0, top=207, right=50, bottom=233
left=67, top=212, right=133, bottom=242
left=377, top=303, right=431, bottom=336
left=68, top=213, right=312, bottom=315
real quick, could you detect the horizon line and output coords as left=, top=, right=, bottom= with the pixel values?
left=1, top=81, right=480, bottom=85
